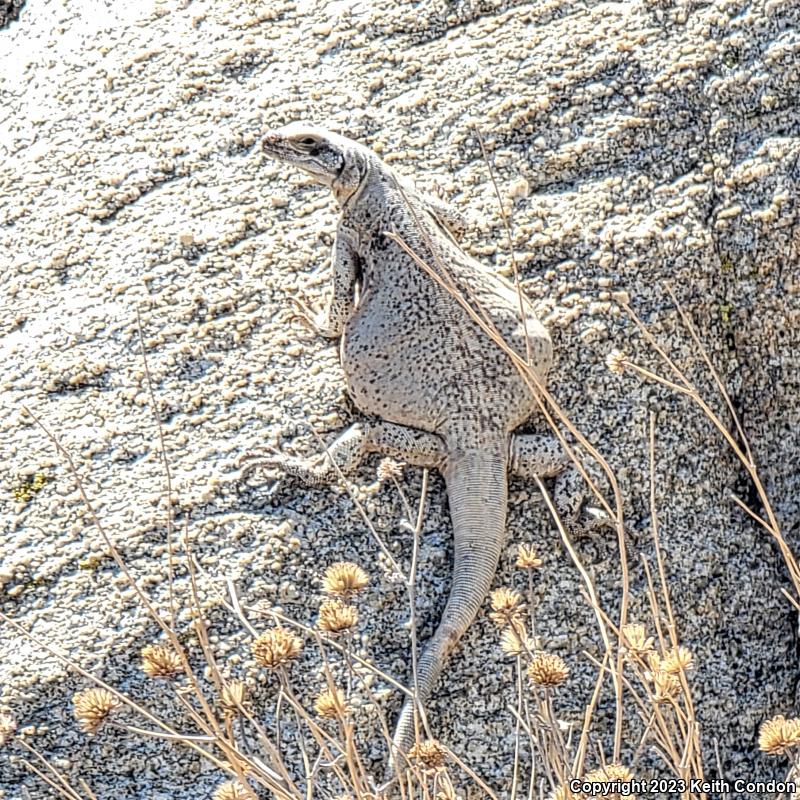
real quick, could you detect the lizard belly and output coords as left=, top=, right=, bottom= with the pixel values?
left=339, top=291, right=547, bottom=435
left=340, top=318, right=455, bottom=431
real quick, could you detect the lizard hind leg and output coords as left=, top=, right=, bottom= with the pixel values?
left=509, top=433, right=586, bottom=533
left=238, top=422, right=372, bottom=487
left=509, top=433, right=620, bottom=537
left=238, top=420, right=447, bottom=486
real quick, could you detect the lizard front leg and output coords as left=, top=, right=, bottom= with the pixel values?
left=239, top=421, right=446, bottom=486
left=290, top=230, right=359, bottom=338
left=421, top=193, right=469, bottom=240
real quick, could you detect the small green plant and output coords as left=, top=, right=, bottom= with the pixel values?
left=12, top=471, right=47, bottom=504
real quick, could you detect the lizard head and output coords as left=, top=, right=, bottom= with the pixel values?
left=262, top=123, right=370, bottom=205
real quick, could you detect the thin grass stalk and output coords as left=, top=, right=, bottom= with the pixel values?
left=16, top=738, right=85, bottom=800
left=665, top=284, right=751, bottom=461
left=18, top=759, right=83, bottom=800
left=23, top=409, right=175, bottom=641
left=247, top=605, right=415, bottom=699
left=225, top=574, right=414, bottom=794
left=442, top=746, right=500, bottom=800
left=21, top=407, right=223, bottom=737
left=573, top=652, right=608, bottom=776
left=320, top=644, right=401, bottom=796
left=181, top=519, right=225, bottom=701
left=473, top=127, right=532, bottom=365
left=391, top=472, right=415, bottom=522
left=623, top=304, right=800, bottom=594
left=581, top=647, right=685, bottom=775
left=237, top=705, right=303, bottom=792
left=278, top=672, right=364, bottom=794
left=308, top=425, right=404, bottom=577
left=0, top=613, right=235, bottom=774
left=509, top=654, right=524, bottom=800
left=509, top=698, right=555, bottom=794
left=407, top=469, right=431, bottom=744
left=533, top=477, right=616, bottom=684
left=537, top=688, right=569, bottom=785
left=647, top=412, right=678, bottom=649
left=5, top=609, right=285, bottom=798
left=135, top=308, right=177, bottom=630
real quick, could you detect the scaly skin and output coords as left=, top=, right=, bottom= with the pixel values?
left=250, top=123, right=579, bottom=776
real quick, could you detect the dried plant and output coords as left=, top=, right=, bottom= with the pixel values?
left=759, top=715, right=800, bottom=756
left=313, top=688, right=348, bottom=720
left=251, top=628, right=303, bottom=670
left=317, top=599, right=359, bottom=633
left=516, top=544, right=543, bottom=570
left=527, top=653, right=569, bottom=689
left=322, top=562, right=369, bottom=599
left=488, top=587, right=525, bottom=630
left=141, top=644, right=183, bottom=679
left=73, top=688, right=121, bottom=735
left=408, top=738, right=448, bottom=770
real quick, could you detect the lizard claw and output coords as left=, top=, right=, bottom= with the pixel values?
left=288, top=296, right=328, bottom=335
left=572, top=508, right=637, bottom=541
left=237, top=448, right=284, bottom=481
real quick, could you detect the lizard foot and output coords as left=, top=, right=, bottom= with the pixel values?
left=287, top=296, right=334, bottom=337
left=568, top=506, right=637, bottom=542
left=237, top=447, right=282, bottom=480
left=238, top=447, right=334, bottom=487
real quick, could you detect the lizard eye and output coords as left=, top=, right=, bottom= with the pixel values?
left=296, top=136, right=318, bottom=147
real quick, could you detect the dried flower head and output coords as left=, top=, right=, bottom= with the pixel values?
left=377, top=458, right=404, bottom=482
left=759, top=715, right=800, bottom=756
left=527, top=652, right=569, bottom=688
left=662, top=645, right=693, bottom=674
left=0, top=712, right=16, bottom=747
left=141, top=644, right=183, bottom=679
left=652, top=670, right=680, bottom=703
left=499, top=626, right=532, bottom=657
left=220, top=680, right=248, bottom=717
left=408, top=739, right=448, bottom=770
left=488, top=587, right=525, bottom=629
left=516, top=544, right=543, bottom=569
left=213, top=781, right=249, bottom=800
left=322, top=562, right=369, bottom=598
left=314, top=687, right=348, bottom=719
left=318, top=599, right=358, bottom=633
left=606, top=349, right=627, bottom=375
left=621, top=623, right=654, bottom=658
left=252, top=628, right=302, bottom=670
left=585, top=763, right=634, bottom=783
left=73, top=688, right=121, bottom=734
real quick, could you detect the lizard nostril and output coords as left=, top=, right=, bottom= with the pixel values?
left=263, top=134, right=279, bottom=148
